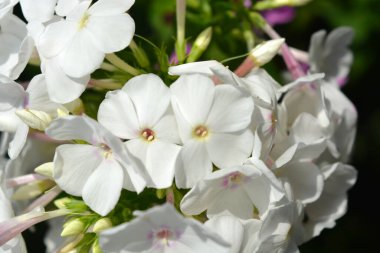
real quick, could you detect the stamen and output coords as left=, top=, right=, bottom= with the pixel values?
left=193, top=125, right=209, bottom=140
left=141, top=128, right=155, bottom=142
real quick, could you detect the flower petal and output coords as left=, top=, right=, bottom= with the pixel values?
left=82, top=159, right=124, bottom=216
left=98, top=90, right=140, bottom=139
left=207, top=130, right=253, bottom=168
left=8, top=124, right=28, bottom=159
left=88, top=0, right=135, bottom=16
left=175, top=140, right=212, bottom=188
left=87, top=14, right=134, bottom=53
left=53, top=144, right=102, bottom=196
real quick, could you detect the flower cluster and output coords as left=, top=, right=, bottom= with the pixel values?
left=0, top=0, right=357, bottom=252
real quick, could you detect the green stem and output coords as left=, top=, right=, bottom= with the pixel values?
left=105, top=53, right=140, bottom=76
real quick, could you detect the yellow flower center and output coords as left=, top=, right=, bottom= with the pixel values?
left=141, top=128, right=156, bottom=142
left=192, top=125, right=209, bottom=140
left=78, top=13, right=90, bottom=29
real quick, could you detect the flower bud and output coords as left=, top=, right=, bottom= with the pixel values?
left=250, top=38, right=285, bottom=66
left=254, top=0, right=312, bottom=10
left=34, top=162, right=54, bottom=178
left=93, top=218, right=113, bottom=233
left=61, top=219, right=86, bottom=237
left=64, top=98, right=84, bottom=115
left=15, top=109, right=52, bottom=131
left=130, top=40, right=150, bottom=68
left=187, top=27, right=213, bottom=63
left=12, top=179, right=55, bottom=200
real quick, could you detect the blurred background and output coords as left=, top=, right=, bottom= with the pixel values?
left=14, top=0, right=380, bottom=252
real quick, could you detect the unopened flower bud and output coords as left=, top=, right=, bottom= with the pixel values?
left=12, top=179, right=55, bottom=200
left=93, top=218, right=113, bottom=233
left=254, top=0, right=312, bottom=10
left=15, top=109, right=52, bottom=131
left=64, top=98, right=84, bottom=115
left=130, top=40, right=150, bottom=68
left=34, top=162, right=54, bottom=178
left=61, top=219, right=86, bottom=237
left=92, top=240, right=102, bottom=253
left=251, top=38, right=285, bottom=66
left=187, top=27, right=213, bottom=63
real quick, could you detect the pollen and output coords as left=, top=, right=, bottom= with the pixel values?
left=141, top=128, right=156, bottom=142
left=193, top=125, right=209, bottom=140
left=78, top=13, right=90, bottom=29
left=100, top=143, right=112, bottom=159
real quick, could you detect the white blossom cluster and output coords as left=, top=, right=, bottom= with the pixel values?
left=0, top=0, right=357, bottom=253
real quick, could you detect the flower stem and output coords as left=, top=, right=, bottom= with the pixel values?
left=105, top=53, right=140, bottom=76
left=263, top=24, right=305, bottom=79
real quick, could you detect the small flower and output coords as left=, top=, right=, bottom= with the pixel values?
left=99, top=203, right=231, bottom=253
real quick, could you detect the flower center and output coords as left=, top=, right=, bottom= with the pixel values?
left=222, top=172, right=245, bottom=189
left=192, top=125, right=209, bottom=140
left=141, top=128, right=156, bottom=142
left=100, top=143, right=112, bottom=159
left=78, top=13, right=90, bottom=29
left=155, top=228, right=175, bottom=247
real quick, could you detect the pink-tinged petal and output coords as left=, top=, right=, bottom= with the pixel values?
left=88, top=0, right=135, bottom=16
left=98, top=90, right=140, bottom=139
left=38, top=20, right=77, bottom=58
left=146, top=140, right=181, bottom=188
left=279, top=162, right=324, bottom=204
left=123, top=74, right=170, bottom=127
left=171, top=74, right=215, bottom=126
left=24, top=186, right=62, bottom=213
left=87, top=14, right=134, bottom=53
left=6, top=174, right=46, bottom=188
left=206, top=130, right=253, bottom=168
left=82, top=159, right=124, bottom=216
left=53, top=144, right=102, bottom=196
left=175, top=140, right=212, bottom=188
left=45, top=58, right=89, bottom=104
left=206, top=85, right=253, bottom=133
left=59, top=30, right=104, bottom=77
left=8, top=124, right=29, bottom=159
left=262, top=7, right=295, bottom=26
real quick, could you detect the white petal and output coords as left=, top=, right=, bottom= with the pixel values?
left=123, top=74, right=170, bottom=127
left=280, top=162, right=324, bottom=204
left=98, top=90, right=140, bottom=139
left=206, top=85, right=253, bottom=133
left=205, top=215, right=244, bottom=253
left=53, top=144, right=102, bottom=196
left=175, top=140, right=212, bottom=188
left=55, top=0, right=88, bottom=17
left=290, top=113, right=325, bottom=145
left=20, top=0, right=57, bottom=22
left=154, top=114, right=181, bottom=144
left=0, top=78, right=25, bottom=111
left=59, top=30, right=104, bottom=77
left=146, top=140, right=181, bottom=188
left=171, top=74, right=215, bottom=126
left=38, top=20, right=77, bottom=58
left=86, top=14, right=134, bottom=53
left=44, top=58, right=89, bottom=104
left=82, top=159, right=124, bottom=216
left=169, top=60, right=225, bottom=76
left=8, top=124, right=28, bottom=159
left=88, top=0, right=135, bottom=16
left=207, top=130, right=253, bottom=168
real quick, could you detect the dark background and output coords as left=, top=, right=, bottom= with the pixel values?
left=13, top=0, right=380, bottom=252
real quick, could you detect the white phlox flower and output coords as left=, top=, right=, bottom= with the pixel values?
left=0, top=74, right=61, bottom=159
left=99, top=203, right=231, bottom=253
left=45, top=115, right=147, bottom=216
left=304, top=162, right=357, bottom=240
left=171, top=74, right=254, bottom=188
left=0, top=13, right=34, bottom=80
left=98, top=74, right=181, bottom=189
left=180, top=163, right=284, bottom=219
left=38, top=0, right=136, bottom=78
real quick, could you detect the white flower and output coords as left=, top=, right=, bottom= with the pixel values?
left=0, top=74, right=60, bottom=159
left=46, top=115, right=147, bottom=216
left=171, top=74, right=254, bottom=188
left=304, top=162, right=357, bottom=240
left=0, top=13, right=34, bottom=80
left=98, top=74, right=181, bottom=189
left=38, top=0, right=136, bottom=77
left=99, top=203, right=231, bottom=253
left=180, top=163, right=284, bottom=219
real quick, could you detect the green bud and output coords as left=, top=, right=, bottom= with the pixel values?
left=187, top=27, right=213, bottom=63
left=156, top=189, right=166, bottom=199
left=92, top=239, right=103, bottom=253
left=61, top=219, right=86, bottom=237
left=93, top=218, right=113, bottom=233
left=254, top=0, right=312, bottom=10
left=129, top=40, right=150, bottom=68
left=12, top=180, right=55, bottom=200
left=248, top=12, right=267, bottom=29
